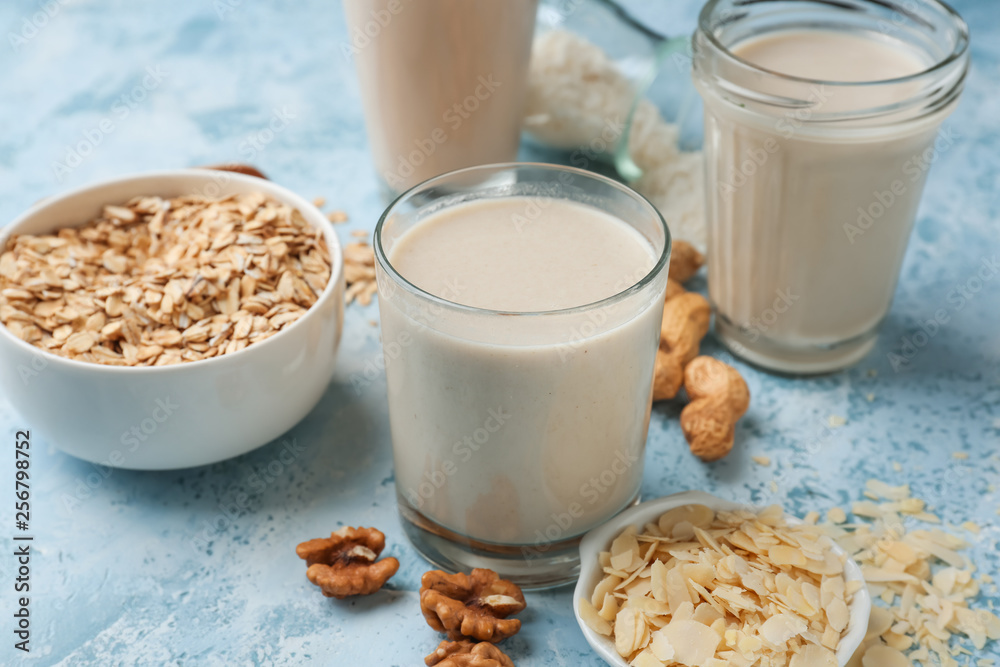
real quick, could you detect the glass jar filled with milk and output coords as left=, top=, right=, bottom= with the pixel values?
left=692, top=0, right=969, bottom=373
left=374, top=164, right=671, bottom=587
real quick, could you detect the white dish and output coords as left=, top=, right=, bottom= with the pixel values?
left=573, top=491, right=871, bottom=666
left=0, top=169, right=345, bottom=469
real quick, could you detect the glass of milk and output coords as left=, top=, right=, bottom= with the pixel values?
left=692, top=0, right=969, bottom=374
left=374, top=163, right=671, bottom=587
left=343, top=0, right=538, bottom=198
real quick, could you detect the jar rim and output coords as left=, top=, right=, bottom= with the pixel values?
left=696, top=0, right=970, bottom=88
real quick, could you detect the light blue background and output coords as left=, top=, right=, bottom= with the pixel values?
left=0, top=0, right=997, bottom=664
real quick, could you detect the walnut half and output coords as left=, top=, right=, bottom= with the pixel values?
left=420, top=569, right=527, bottom=642
left=424, top=639, right=515, bottom=667
left=295, top=526, right=399, bottom=599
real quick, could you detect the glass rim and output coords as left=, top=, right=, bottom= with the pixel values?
left=373, top=162, right=672, bottom=318
left=696, top=0, right=970, bottom=89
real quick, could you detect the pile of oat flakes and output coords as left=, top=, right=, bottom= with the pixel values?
left=0, top=192, right=331, bottom=366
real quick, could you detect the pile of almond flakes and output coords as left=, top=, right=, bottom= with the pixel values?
left=579, top=504, right=857, bottom=666
left=822, top=480, right=1000, bottom=667
left=583, top=489, right=1000, bottom=667
left=0, top=192, right=331, bottom=366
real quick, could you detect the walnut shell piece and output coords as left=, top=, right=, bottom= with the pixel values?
left=420, top=569, right=527, bottom=642
left=295, top=526, right=399, bottom=599
left=680, top=356, right=750, bottom=461
left=424, top=639, right=515, bottom=667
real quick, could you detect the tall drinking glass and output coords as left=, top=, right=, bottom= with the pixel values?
left=374, top=164, right=671, bottom=587
left=343, top=0, right=538, bottom=197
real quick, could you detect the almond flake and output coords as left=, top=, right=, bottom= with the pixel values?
left=579, top=597, right=612, bottom=636
left=661, top=619, right=720, bottom=666
left=860, top=644, right=911, bottom=667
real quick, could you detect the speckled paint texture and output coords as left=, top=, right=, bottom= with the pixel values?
left=0, top=0, right=997, bottom=664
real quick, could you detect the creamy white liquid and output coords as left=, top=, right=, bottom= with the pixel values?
left=391, top=199, right=655, bottom=312
left=344, top=0, right=537, bottom=193
left=380, top=197, right=663, bottom=545
left=737, top=31, right=924, bottom=82
left=699, top=29, right=946, bottom=371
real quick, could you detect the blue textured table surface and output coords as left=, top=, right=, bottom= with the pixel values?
left=0, top=1, right=998, bottom=665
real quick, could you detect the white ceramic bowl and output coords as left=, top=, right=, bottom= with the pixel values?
left=573, top=491, right=871, bottom=666
left=0, top=169, right=344, bottom=469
